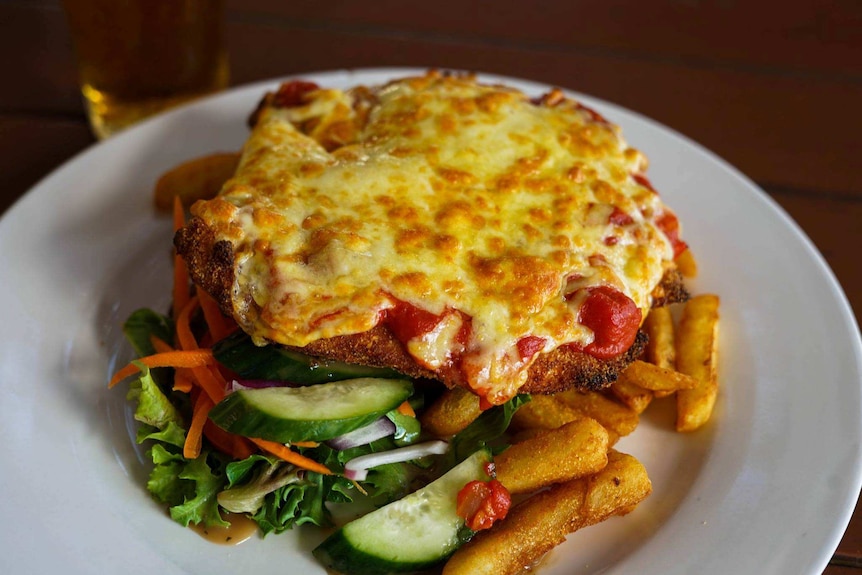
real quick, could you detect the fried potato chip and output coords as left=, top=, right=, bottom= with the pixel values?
left=675, top=294, right=720, bottom=432
left=608, top=377, right=653, bottom=414
left=419, top=386, right=482, bottom=437
left=675, top=248, right=698, bottom=278
left=153, top=152, right=240, bottom=212
left=495, top=418, right=609, bottom=495
left=510, top=394, right=582, bottom=431
left=643, top=306, right=676, bottom=370
left=554, top=389, right=639, bottom=438
left=508, top=427, right=550, bottom=444
left=619, top=360, right=698, bottom=393
left=443, top=451, right=652, bottom=575
left=510, top=394, right=622, bottom=446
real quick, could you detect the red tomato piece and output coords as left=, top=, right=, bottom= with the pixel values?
left=383, top=300, right=445, bottom=343
left=516, top=335, right=546, bottom=362
left=655, top=211, right=688, bottom=258
left=608, top=206, right=634, bottom=226
left=272, top=80, right=320, bottom=108
left=632, top=173, right=656, bottom=192
left=456, top=479, right=511, bottom=531
left=577, top=285, right=642, bottom=360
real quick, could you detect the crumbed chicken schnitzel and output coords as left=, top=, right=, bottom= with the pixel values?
left=174, top=72, right=689, bottom=403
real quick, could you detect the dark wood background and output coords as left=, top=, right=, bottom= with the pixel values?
left=2, top=0, right=860, bottom=571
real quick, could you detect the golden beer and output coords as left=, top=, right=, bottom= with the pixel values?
left=62, top=0, right=229, bottom=139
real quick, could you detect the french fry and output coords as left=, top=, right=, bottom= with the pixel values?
left=675, top=294, right=720, bottom=432
left=643, top=305, right=676, bottom=371
left=643, top=305, right=678, bottom=398
left=554, top=389, right=639, bottom=438
left=510, top=394, right=581, bottom=431
left=619, top=360, right=698, bottom=393
left=510, top=395, right=621, bottom=446
left=442, top=451, right=652, bottom=575
left=608, top=377, right=653, bottom=414
left=675, top=248, right=698, bottom=278
left=419, top=386, right=482, bottom=437
left=508, top=427, right=550, bottom=444
left=153, top=152, right=241, bottom=212
left=494, top=418, right=609, bottom=495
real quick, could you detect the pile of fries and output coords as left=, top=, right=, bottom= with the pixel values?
left=419, top=278, right=719, bottom=574
left=157, top=152, right=721, bottom=574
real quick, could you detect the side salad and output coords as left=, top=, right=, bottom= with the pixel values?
left=110, top=207, right=525, bottom=573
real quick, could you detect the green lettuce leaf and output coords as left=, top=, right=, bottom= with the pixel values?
left=147, top=445, right=192, bottom=506
left=219, top=455, right=303, bottom=515
left=169, top=452, right=230, bottom=528
left=123, top=308, right=174, bottom=357
left=136, top=421, right=186, bottom=449
left=120, top=329, right=420, bottom=538
left=250, top=470, right=329, bottom=535
left=126, top=363, right=184, bottom=431
left=217, top=451, right=353, bottom=535
left=386, top=409, right=421, bottom=446
left=126, top=365, right=228, bottom=527
left=450, top=394, right=531, bottom=463
left=363, top=463, right=410, bottom=504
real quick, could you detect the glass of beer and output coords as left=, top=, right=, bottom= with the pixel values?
left=62, top=0, right=229, bottom=139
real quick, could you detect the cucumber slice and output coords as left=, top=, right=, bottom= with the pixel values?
left=212, top=331, right=401, bottom=384
left=313, top=449, right=492, bottom=574
left=209, top=378, right=413, bottom=443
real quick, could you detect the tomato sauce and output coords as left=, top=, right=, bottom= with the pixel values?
left=516, top=335, right=546, bottom=362
left=272, top=80, right=320, bottom=108
left=655, top=211, right=688, bottom=258
left=632, top=173, right=656, bottom=192
left=382, top=286, right=640, bottom=398
left=573, top=285, right=641, bottom=360
left=456, top=479, right=511, bottom=531
left=608, top=206, right=634, bottom=226
left=384, top=300, right=446, bottom=343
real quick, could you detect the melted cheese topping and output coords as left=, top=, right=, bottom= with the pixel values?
left=193, top=72, right=678, bottom=403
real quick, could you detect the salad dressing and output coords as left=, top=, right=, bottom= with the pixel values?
left=190, top=513, right=258, bottom=545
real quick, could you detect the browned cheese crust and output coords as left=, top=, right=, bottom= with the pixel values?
left=175, top=216, right=686, bottom=394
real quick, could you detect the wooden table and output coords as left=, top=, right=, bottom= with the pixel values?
left=2, top=0, right=861, bottom=572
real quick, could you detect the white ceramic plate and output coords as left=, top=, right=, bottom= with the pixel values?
left=1, top=69, right=860, bottom=575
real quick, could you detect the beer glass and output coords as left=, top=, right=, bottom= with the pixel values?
left=62, top=0, right=229, bottom=139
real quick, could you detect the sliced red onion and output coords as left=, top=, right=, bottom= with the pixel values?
left=230, top=379, right=300, bottom=392
left=231, top=379, right=251, bottom=392
left=326, top=417, right=396, bottom=451
left=344, top=440, right=450, bottom=481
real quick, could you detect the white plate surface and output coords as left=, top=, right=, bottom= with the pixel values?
left=1, top=68, right=860, bottom=575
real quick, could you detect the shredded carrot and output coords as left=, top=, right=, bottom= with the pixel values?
left=198, top=288, right=233, bottom=343
left=251, top=438, right=332, bottom=475
left=199, top=332, right=214, bottom=349
left=172, top=196, right=190, bottom=320
left=397, top=400, right=416, bottom=418
left=109, top=349, right=216, bottom=388
left=145, top=337, right=198, bottom=394
left=193, top=364, right=228, bottom=403
left=184, top=393, right=214, bottom=459
left=119, top=202, right=327, bottom=471
left=149, top=335, right=174, bottom=354
left=170, top=298, right=228, bottom=401
left=175, top=296, right=201, bottom=351
left=173, top=369, right=195, bottom=393
left=291, top=441, right=320, bottom=448
left=204, top=420, right=256, bottom=460
left=172, top=194, right=185, bottom=232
